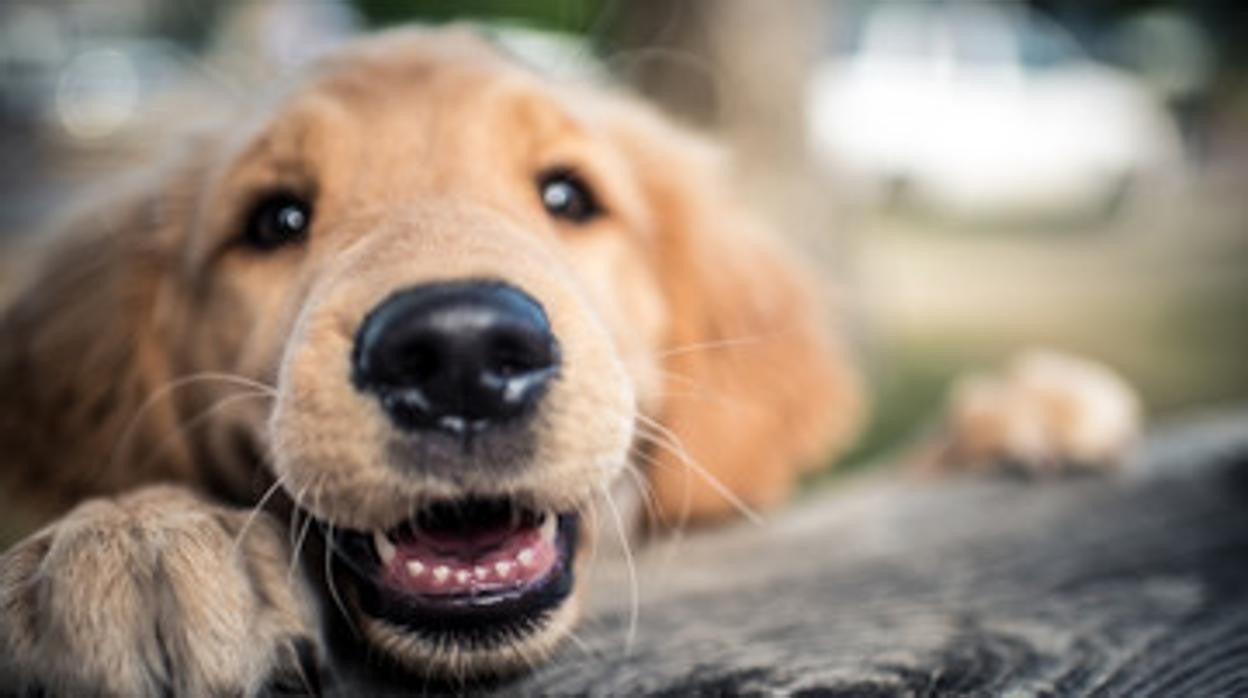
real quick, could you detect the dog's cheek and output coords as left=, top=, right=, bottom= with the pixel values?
left=564, top=231, right=668, bottom=413
left=527, top=327, right=636, bottom=510
left=269, top=301, right=399, bottom=527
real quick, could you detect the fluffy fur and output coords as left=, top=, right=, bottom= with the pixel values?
left=0, top=28, right=860, bottom=694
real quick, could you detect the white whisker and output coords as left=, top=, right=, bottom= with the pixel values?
left=628, top=447, right=684, bottom=530
left=634, top=413, right=765, bottom=526
left=648, top=370, right=763, bottom=415
left=230, top=473, right=287, bottom=558
left=578, top=496, right=603, bottom=587
left=287, top=482, right=310, bottom=551
left=136, top=390, right=273, bottom=472
left=621, top=462, right=662, bottom=530
left=310, top=478, right=360, bottom=638
left=653, top=335, right=766, bottom=360
left=628, top=446, right=695, bottom=582
left=110, top=371, right=277, bottom=466
left=564, top=628, right=598, bottom=660
left=288, top=501, right=316, bottom=586
left=598, top=483, right=639, bottom=655
left=323, top=522, right=360, bottom=638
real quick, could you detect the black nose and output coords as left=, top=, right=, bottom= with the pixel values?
left=352, top=281, right=559, bottom=435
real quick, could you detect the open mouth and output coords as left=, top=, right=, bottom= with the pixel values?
left=327, top=497, right=579, bottom=647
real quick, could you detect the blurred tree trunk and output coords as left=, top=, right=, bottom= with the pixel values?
left=605, top=0, right=854, bottom=283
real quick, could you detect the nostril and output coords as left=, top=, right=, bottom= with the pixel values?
left=490, top=338, right=524, bottom=377
left=487, top=333, right=553, bottom=378
left=351, top=281, right=560, bottom=434
left=387, top=339, right=439, bottom=384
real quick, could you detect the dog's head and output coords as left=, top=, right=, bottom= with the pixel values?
left=0, top=29, right=860, bottom=677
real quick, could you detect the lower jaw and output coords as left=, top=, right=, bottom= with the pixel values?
left=328, top=513, right=581, bottom=669
left=356, top=595, right=582, bottom=679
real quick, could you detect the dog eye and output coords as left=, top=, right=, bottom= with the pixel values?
left=243, top=193, right=312, bottom=250
left=539, top=170, right=601, bottom=224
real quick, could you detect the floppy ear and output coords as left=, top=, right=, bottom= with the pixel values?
left=609, top=106, right=864, bottom=525
left=0, top=156, right=203, bottom=526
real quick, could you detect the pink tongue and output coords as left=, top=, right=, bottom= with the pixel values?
left=380, top=525, right=557, bottom=596
left=420, top=524, right=520, bottom=552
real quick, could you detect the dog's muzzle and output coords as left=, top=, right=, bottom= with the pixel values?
left=322, top=280, right=581, bottom=657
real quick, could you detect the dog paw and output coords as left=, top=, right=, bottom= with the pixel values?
left=935, top=350, right=1142, bottom=475
left=0, top=486, right=325, bottom=697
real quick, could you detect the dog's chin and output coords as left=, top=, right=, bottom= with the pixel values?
left=318, top=496, right=582, bottom=677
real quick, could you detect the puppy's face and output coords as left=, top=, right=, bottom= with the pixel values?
left=1, top=28, right=859, bottom=680
left=184, top=32, right=670, bottom=674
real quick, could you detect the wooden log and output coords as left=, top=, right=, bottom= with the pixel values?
left=332, top=411, right=1248, bottom=696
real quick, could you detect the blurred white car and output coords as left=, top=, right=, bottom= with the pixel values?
left=807, top=2, right=1184, bottom=219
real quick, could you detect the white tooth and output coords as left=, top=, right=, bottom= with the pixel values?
left=495, top=560, right=514, bottom=577
left=406, top=560, right=425, bottom=577
left=455, top=570, right=472, bottom=585
left=374, top=531, right=397, bottom=565
left=517, top=548, right=536, bottom=567
left=474, top=566, right=489, bottom=581
left=539, top=514, right=557, bottom=543
left=432, top=566, right=451, bottom=584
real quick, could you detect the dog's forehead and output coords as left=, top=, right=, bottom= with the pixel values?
left=302, top=30, right=587, bottom=132
left=317, top=27, right=514, bottom=76
left=230, top=32, right=600, bottom=194
left=316, top=33, right=511, bottom=97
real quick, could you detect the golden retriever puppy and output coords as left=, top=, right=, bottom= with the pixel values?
left=0, top=28, right=861, bottom=695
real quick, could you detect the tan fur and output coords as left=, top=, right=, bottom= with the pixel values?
left=0, top=487, right=319, bottom=696
left=599, top=105, right=862, bottom=522
left=0, top=28, right=860, bottom=692
left=934, top=350, right=1141, bottom=474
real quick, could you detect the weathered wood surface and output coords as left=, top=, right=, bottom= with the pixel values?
left=336, top=411, right=1248, bottom=697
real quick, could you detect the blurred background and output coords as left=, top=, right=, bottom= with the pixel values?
left=1, top=0, right=1245, bottom=472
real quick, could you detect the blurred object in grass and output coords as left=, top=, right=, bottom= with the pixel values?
left=824, top=183, right=1248, bottom=477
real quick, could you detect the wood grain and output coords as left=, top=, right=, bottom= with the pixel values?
left=332, top=411, right=1248, bottom=697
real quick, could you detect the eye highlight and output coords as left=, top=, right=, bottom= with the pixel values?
left=538, top=169, right=602, bottom=224
left=242, top=193, right=312, bottom=250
